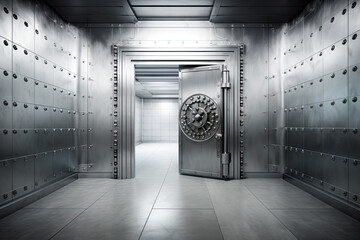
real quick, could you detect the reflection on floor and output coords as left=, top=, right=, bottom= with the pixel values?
left=0, top=143, right=359, bottom=240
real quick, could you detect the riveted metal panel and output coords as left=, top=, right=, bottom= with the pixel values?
left=37, top=129, right=53, bottom=153
left=0, top=69, right=13, bottom=100
left=303, top=150, right=324, bottom=180
left=34, top=152, right=53, bottom=188
left=0, top=99, right=12, bottom=129
left=324, top=69, right=348, bottom=101
left=13, top=129, right=37, bottom=157
left=349, top=159, right=360, bottom=204
left=349, top=0, right=360, bottom=34
left=288, top=128, right=304, bottom=148
left=303, top=53, right=323, bottom=82
left=304, top=103, right=323, bottom=127
left=79, top=128, right=87, bottom=145
left=348, top=130, right=360, bottom=160
left=12, top=14, right=34, bottom=51
left=323, top=129, right=350, bottom=157
left=54, top=129, right=66, bottom=150
left=322, top=5, right=348, bottom=47
left=287, top=107, right=303, bottom=127
left=0, top=3, right=13, bottom=40
left=349, top=99, right=360, bottom=129
left=0, top=160, right=13, bottom=205
left=13, top=103, right=34, bottom=129
left=349, top=30, right=360, bottom=66
left=323, top=38, right=348, bottom=74
left=13, top=75, right=35, bottom=103
left=324, top=154, right=348, bottom=190
left=0, top=130, right=12, bottom=160
left=304, top=128, right=322, bottom=152
left=53, top=149, right=69, bottom=178
left=54, top=67, right=68, bottom=90
left=35, top=56, right=54, bottom=84
left=268, top=145, right=282, bottom=172
left=35, top=81, right=53, bottom=106
left=286, top=148, right=303, bottom=172
left=303, top=3, right=323, bottom=58
left=13, top=0, right=35, bottom=27
left=303, top=77, right=323, bottom=105
left=12, top=156, right=35, bottom=199
left=35, top=106, right=52, bottom=128
left=349, top=64, right=360, bottom=97
left=0, top=37, right=12, bottom=71
left=323, top=98, right=348, bottom=128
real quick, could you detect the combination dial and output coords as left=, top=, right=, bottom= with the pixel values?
left=179, top=94, right=220, bottom=141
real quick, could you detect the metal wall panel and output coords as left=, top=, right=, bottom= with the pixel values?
left=323, top=98, right=348, bottom=128
left=34, top=153, right=53, bottom=188
left=35, top=81, right=53, bottom=106
left=0, top=130, right=12, bottom=160
left=37, top=129, right=53, bottom=153
left=323, top=69, right=348, bottom=101
left=13, top=75, right=35, bottom=103
left=0, top=99, right=12, bottom=129
left=349, top=99, right=360, bottom=129
left=322, top=4, right=348, bottom=47
left=323, top=38, right=348, bottom=74
left=13, top=14, right=34, bottom=51
left=0, top=69, right=13, bottom=100
left=0, top=160, right=13, bottom=205
left=349, top=1, right=360, bottom=34
left=12, top=129, right=37, bottom=157
left=13, top=103, right=35, bottom=129
left=324, top=154, right=348, bottom=190
left=12, top=156, right=35, bottom=199
left=349, top=159, right=360, bottom=205
left=349, top=30, right=360, bottom=66
left=349, top=64, right=360, bottom=97
left=304, top=104, right=323, bottom=127
left=304, top=128, right=322, bottom=152
left=303, top=150, right=323, bottom=180
left=303, top=78, right=323, bottom=105
left=322, top=129, right=349, bottom=157
left=348, top=130, right=360, bottom=160
left=0, top=37, right=12, bottom=71
left=34, top=106, right=52, bottom=128
left=0, top=2, right=13, bottom=40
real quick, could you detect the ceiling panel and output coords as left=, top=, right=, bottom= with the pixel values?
left=44, top=0, right=312, bottom=24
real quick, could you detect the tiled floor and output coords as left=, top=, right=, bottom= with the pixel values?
left=0, top=143, right=359, bottom=240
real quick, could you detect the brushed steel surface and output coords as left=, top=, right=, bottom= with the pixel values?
left=179, top=66, right=222, bottom=178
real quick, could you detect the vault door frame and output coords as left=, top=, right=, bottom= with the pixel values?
left=116, top=47, right=241, bottom=179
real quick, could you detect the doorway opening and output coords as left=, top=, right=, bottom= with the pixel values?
left=134, top=65, right=180, bottom=177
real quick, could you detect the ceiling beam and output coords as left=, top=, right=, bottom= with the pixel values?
left=209, top=0, right=223, bottom=22
left=124, top=0, right=138, bottom=22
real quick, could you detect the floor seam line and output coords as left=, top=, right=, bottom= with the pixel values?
left=244, top=185, right=299, bottom=240
left=137, top=148, right=174, bottom=240
left=47, top=182, right=118, bottom=240
left=205, top=180, right=225, bottom=240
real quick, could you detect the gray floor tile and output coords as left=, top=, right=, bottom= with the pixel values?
left=0, top=208, right=83, bottom=240
left=52, top=208, right=147, bottom=240
left=140, top=209, right=223, bottom=240
left=272, top=208, right=360, bottom=240
left=246, top=185, right=331, bottom=209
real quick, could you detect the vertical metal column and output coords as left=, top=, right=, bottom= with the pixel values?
left=113, top=45, right=119, bottom=179
left=239, top=45, right=245, bottom=179
left=221, top=66, right=231, bottom=179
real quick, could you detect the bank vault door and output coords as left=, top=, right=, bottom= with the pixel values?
left=179, top=65, right=231, bottom=179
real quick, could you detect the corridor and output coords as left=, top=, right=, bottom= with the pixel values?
left=0, top=143, right=359, bottom=240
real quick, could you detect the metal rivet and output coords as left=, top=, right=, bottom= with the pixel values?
left=330, top=17, right=335, bottom=23
left=35, top=56, right=39, bottom=60
left=44, top=35, right=47, bottom=40
left=24, top=49, right=28, bottom=55
left=35, top=29, right=39, bottom=34
left=319, top=52, right=323, bottom=56
left=342, top=39, right=347, bottom=45
left=343, top=98, right=348, bottom=104
left=353, top=195, right=358, bottom=201
left=24, top=104, right=28, bottom=108
left=352, top=96, right=358, bottom=102
left=331, top=73, right=335, bottom=78
left=343, top=69, right=347, bottom=75
left=310, top=33, right=313, bottom=37
left=352, top=2, right=357, bottom=9
left=3, top=100, right=8, bottom=106
left=13, top=44, right=17, bottom=50
left=352, top=66, right=358, bottom=72
left=13, top=102, right=17, bottom=107
left=24, top=21, right=28, bottom=27
left=13, top=13, right=18, bottom=20
left=3, top=70, right=8, bottom=76
left=331, top=101, right=335, bottom=105
left=3, top=40, right=8, bottom=46
left=331, top=45, right=335, bottom=51
left=3, top=7, right=9, bottom=14
left=319, top=26, right=322, bottom=31
left=353, top=34, right=357, bottom=40
left=342, top=9, right=347, bottom=15
left=3, top=130, right=8, bottom=134
left=12, top=73, right=17, bottom=79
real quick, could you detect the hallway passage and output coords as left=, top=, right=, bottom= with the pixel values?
left=0, top=143, right=359, bottom=240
